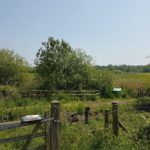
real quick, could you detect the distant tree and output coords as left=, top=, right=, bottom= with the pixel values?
left=143, top=64, right=150, bottom=72
left=0, top=49, right=29, bottom=87
left=95, top=64, right=148, bottom=73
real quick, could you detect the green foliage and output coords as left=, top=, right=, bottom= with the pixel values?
left=96, top=64, right=150, bottom=73
left=14, top=98, right=32, bottom=107
left=137, top=126, right=150, bottom=145
left=57, top=92, right=71, bottom=101
left=0, top=98, right=150, bottom=149
left=92, top=130, right=138, bottom=150
left=0, top=85, right=19, bottom=98
left=86, top=94, right=99, bottom=101
left=75, top=102, right=85, bottom=114
left=35, top=37, right=72, bottom=90
left=136, top=97, right=150, bottom=112
left=99, top=72, right=113, bottom=98
left=35, top=37, right=102, bottom=91
left=0, top=49, right=28, bottom=86
left=57, top=92, right=80, bottom=101
left=60, top=123, right=93, bottom=150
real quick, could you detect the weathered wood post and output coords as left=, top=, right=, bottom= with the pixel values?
left=104, top=109, right=109, bottom=128
left=84, top=107, right=90, bottom=124
left=45, top=111, right=51, bottom=150
left=112, top=101, right=119, bottom=136
left=50, top=100, right=60, bottom=150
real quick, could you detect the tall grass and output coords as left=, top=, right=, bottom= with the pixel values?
left=0, top=98, right=150, bottom=149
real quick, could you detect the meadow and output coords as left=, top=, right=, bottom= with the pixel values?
left=0, top=72, right=150, bottom=149
left=0, top=97, right=150, bottom=150
left=113, top=72, right=150, bottom=88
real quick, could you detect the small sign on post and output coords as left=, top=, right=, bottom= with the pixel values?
left=112, top=88, right=122, bottom=98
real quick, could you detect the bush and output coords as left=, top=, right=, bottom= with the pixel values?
left=0, top=85, right=19, bottom=99
left=137, top=126, right=150, bottom=143
left=14, top=98, right=32, bottom=107
left=77, top=103, right=85, bottom=114
left=136, top=97, right=150, bottom=112
left=86, top=94, right=99, bottom=101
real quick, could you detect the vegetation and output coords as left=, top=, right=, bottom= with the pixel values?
left=0, top=36, right=150, bottom=149
left=1, top=37, right=150, bottom=98
left=0, top=98, right=150, bottom=149
left=96, top=64, right=150, bottom=73
left=34, top=37, right=114, bottom=97
left=0, top=49, right=37, bottom=92
left=0, top=49, right=28, bottom=86
left=136, top=96, right=150, bottom=112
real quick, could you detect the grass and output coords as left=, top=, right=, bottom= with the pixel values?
left=113, top=73, right=150, bottom=88
left=0, top=98, right=150, bottom=149
left=112, top=72, right=150, bottom=97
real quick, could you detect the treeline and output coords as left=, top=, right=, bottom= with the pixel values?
left=96, top=64, right=150, bottom=73
left=0, top=37, right=112, bottom=98
left=1, top=37, right=149, bottom=99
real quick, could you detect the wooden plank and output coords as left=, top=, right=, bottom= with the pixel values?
left=0, top=132, right=45, bottom=144
left=23, top=123, right=42, bottom=150
left=45, top=111, right=51, bottom=150
left=50, top=100, right=60, bottom=150
left=112, top=101, right=119, bottom=136
left=68, top=93, right=99, bottom=96
left=119, top=120, right=128, bottom=133
left=104, top=109, right=109, bottom=128
left=84, top=107, right=90, bottom=124
left=0, top=118, right=53, bottom=131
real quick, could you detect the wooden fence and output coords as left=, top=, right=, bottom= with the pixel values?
left=0, top=100, right=60, bottom=150
left=67, top=101, right=127, bottom=135
left=0, top=90, right=100, bottom=99
left=0, top=101, right=127, bottom=149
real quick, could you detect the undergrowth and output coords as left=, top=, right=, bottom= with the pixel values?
left=0, top=98, right=150, bottom=149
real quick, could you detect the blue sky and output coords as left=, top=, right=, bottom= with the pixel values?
left=0, top=0, right=150, bottom=66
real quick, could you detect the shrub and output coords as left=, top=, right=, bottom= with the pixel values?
left=86, top=94, right=99, bottom=101
left=14, top=98, right=32, bottom=107
left=0, top=85, right=19, bottom=99
left=136, top=97, right=150, bottom=112
left=137, top=126, right=150, bottom=142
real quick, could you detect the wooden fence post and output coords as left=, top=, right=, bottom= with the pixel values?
left=45, top=111, right=51, bottom=150
left=84, top=107, right=90, bottom=124
left=50, top=100, right=60, bottom=150
left=112, top=101, right=119, bottom=136
left=104, top=109, right=109, bottom=128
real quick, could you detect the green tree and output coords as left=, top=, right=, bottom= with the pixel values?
left=35, top=37, right=93, bottom=90
left=0, top=49, right=29, bottom=87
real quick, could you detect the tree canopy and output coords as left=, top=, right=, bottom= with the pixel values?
left=35, top=37, right=93, bottom=90
left=0, top=49, right=29, bottom=87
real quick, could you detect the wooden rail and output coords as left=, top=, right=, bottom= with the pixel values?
left=0, top=132, right=44, bottom=144
left=0, top=118, right=53, bottom=131
left=0, top=90, right=100, bottom=98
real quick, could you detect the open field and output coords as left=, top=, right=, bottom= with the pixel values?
left=113, top=73, right=150, bottom=87
left=0, top=98, right=150, bottom=149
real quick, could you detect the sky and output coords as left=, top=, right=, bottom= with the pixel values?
left=0, top=0, right=150, bottom=66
